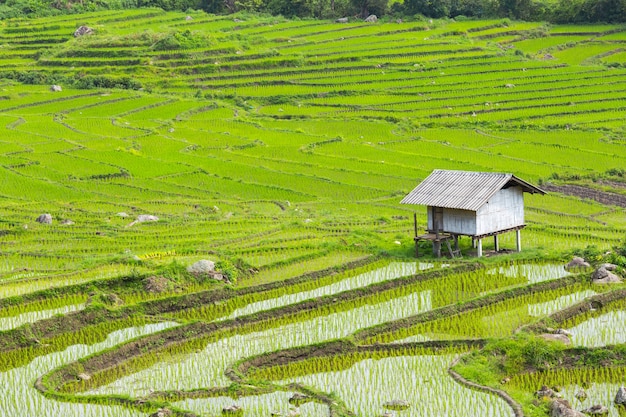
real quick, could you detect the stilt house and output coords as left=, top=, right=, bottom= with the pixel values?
left=401, top=170, right=546, bottom=257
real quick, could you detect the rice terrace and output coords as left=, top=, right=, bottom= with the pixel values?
left=1, top=5, right=626, bottom=417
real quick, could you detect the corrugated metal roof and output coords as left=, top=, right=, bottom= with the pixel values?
left=400, top=169, right=546, bottom=211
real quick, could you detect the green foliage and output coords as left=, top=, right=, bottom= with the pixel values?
left=215, top=259, right=239, bottom=283
left=152, top=30, right=212, bottom=51
left=155, top=259, right=191, bottom=282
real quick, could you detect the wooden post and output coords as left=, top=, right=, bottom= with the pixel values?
left=472, top=237, right=476, bottom=248
left=477, top=238, right=483, bottom=257
left=454, top=235, right=459, bottom=250
left=494, top=234, right=499, bottom=252
left=516, top=229, right=522, bottom=252
left=414, top=213, right=419, bottom=257
left=433, top=240, right=441, bottom=258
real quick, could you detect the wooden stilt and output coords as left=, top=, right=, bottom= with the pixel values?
left=477, top=238, right=483, bottom=257
left=494, top=234, right=499, bottom=252
left=516, top=229, right=522, bottom=252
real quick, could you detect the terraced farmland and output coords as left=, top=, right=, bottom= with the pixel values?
left=0, top=10, right=626, bottom=417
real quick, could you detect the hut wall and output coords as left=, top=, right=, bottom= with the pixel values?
left=442, top=208, right=476, bottom=235
left=476, top=186, right=524, bottom=235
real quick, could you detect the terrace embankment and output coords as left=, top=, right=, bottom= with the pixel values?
left=0, top=256, right=379, bottom=353
left=36, top=264, right=478, bottom=395
left=353, top=273, right=587, bottom=343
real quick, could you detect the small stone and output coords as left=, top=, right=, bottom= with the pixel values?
left=61, top=219, right=74, bottom=225
left=117, top=212, right=129, bottom=217
left=50, top=85, right=62, bottom=92
left=77, top=373, right=91, bottom=381
left=505, top=83, right=515, bottom=88
left=185, top=15, right=193, bottom=20
left=336, top=17, right=348, bottom=23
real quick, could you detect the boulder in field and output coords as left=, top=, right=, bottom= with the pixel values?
left=136, top=214, right=159, bottom=223
left=336, top=17, right=348, bottom=23
left=50, top=85, right=62, bottom=92
left=74, top=25, right=94, bottom=37
left=537, top=385, right=560, bottom=399
left=592, top=266, right=622, bottom=284
left=549, top=399, right=586, bottom=417
left=365, top=14, right=378, bottom=22
left=187, top=259, right=215, bottom=275
left=581, top=404, right=608, bottom=415
left=222, top=405, right=243, bottom=414
left=127, top=214, right=159, bottom=227
left=565, top=257, right=590, bottom=270
left=36, top=213, right=53, bottom=224
left=539, top=333, right=571, bottom=345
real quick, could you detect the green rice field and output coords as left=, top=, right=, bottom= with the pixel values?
left=0, top=10, right=625, bottom=417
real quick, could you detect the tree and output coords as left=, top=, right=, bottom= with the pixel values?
left=351, top=0, right=388, bottom=17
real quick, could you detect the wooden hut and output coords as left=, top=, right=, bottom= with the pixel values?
left=401, top=169, right=546, bottom=257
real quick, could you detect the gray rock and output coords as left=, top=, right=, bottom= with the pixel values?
left=222, top=405, right=242, bottom=414
left=600, top=263, right=618, bottom=271
left=537, top=385, right=560, bottom=399
left=592, top=266, right=622, bottom=284
left=50, top=85, right=62, bottom=92
left=550, top=399, right=586, bottom=417
left=615, top=386, right=626, bottom=405
left=539, top=333, right=571, bottom=345
left=187, top=259, right=215, bottom=275
left=149, top=409, right=172, bottom=417
left=555, top=328, right=573, bottom=336
left=336, top=17, right=348, bottom=23
left=581, top=404, right=609, bottom=415
left=364, top=14, right=378, bottom=22
left=289, top=392, right=310, bottom=405
left=36, top=214, right=52, bottom=224
left=136, top=214, right=159, bottom=222
left=185, top=15, right=193, bottom=20
left=505, top=83, right=516, bottom=88
left=74, top=25, right=94, bottom=37
left=117, top=212, right=129, bottom=217
left=565, top=257, right=590, bottom=270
